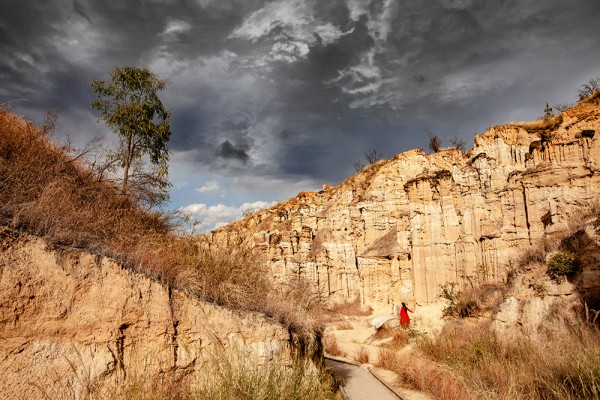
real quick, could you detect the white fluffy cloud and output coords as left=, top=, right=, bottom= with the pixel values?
left=230, top=0, right=349, bottom=65
left=195, top=180, right=220, bottom=193
left=160, top=19, right=192, bottom=42
left=230, top=0, right=313, bottom=42
left=179, top=200, right=276, bottom=232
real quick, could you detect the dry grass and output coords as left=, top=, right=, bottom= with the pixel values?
left=370, top=325, right=409, bottom=350
left=0, top=108, right=321, bottom=341
left=323, top=335, right=345, bottom=358
left=322, top=296, right=373, bottom=321
left=384, top=329, right=410, bottom=349
left=371, top=324, right=395, bottom=340
left=377, top=220, right=600, bottom=400
left=395, top=218, right=600, bottom=399
left=355, top=346, right=369, bottom=364
left=380, top=322, right=600, bottom=400
left=94, top=350, right=342, bottom=400
left=377, top=346, right=469, bottom=400
left=511, top=115, right=563, bottom=132
left=334, top=321, right=353, bottom=330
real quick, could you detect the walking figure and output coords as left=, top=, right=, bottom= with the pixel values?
left=399, top=302, right=413, bottom=329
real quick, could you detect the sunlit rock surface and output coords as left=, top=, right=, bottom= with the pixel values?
left=210, top=102, right=600, bottom=308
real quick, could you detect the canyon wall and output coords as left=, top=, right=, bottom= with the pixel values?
left=0, top=229, right=289, bottom=399
left=210, top=102, right=600, bottom=308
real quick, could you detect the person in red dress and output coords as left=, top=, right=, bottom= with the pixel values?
left=399, top=302, right=413, bottom=329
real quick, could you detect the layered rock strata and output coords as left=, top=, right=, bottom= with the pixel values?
left=0, top=230, right=289, bottom=399
left=210, top=102, right=600, bottom=308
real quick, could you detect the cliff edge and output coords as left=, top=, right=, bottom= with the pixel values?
left=209, top=101, right=600, bottom=308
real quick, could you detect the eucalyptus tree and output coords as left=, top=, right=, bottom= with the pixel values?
left=91, top=66, right=171, bottom=206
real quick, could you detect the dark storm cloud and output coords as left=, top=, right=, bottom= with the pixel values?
left=2, top=0, right=600, bottom=191
left=216, top=140, right=249, bottom=163
left=313, top=0, right=352, bottom=29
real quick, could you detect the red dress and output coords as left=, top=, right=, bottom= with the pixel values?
left=400, top=306, right=413, bottom=327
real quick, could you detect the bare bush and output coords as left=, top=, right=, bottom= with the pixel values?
left=352, top=148, right=384, bottom=172
left=450, top=136, right=466, bottom=152
left=554, top=102, right=574, bottom=112
left=428, top=133, right=442, bottom=153
left=578, top=77, right=600, bottom=101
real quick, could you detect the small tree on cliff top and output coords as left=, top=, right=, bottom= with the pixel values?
left=428, top=133, right=442, bottom=153
left=91, top=66, right=171, bottom=206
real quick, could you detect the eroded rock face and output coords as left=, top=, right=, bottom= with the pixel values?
left=210, top=102, right=600, bottom=309
left=0, top=231, right=288, bottom=400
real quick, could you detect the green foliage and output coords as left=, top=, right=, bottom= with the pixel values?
left=547, top=253, right=581, bottom=281
left=91, top=65, right=171, bottom=206
left=439, top=282, right=479, bottom=318
left=440, top=282, right=459, bottom=305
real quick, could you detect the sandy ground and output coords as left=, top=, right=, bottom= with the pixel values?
left=323, top=303, right=446, bottom=400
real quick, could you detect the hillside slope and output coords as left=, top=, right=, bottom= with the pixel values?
left=0, top=229, right=289, bottom=399
left=210, top=100, right=600, bottom=308
left=0, top=108, right=336, bottom=399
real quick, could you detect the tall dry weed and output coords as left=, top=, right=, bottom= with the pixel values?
left=355, top=346, right=369, bottom=364
left=411, top=322, right=600, bottom=400
left=376, top=347, right=469, bottom=399
left=323, top=335, right=345, bottom=358
left=94, top=349, right=341, bottom=400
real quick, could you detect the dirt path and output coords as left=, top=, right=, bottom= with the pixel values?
left=322, top=305, right=441, bottom=400
left=325, top=357, right=402, bottom=400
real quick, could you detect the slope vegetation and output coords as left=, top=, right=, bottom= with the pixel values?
left=0, top=108, right=337, bottom=399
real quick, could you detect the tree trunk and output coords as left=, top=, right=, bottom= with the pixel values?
left=122, top=134, right=133, bottom=195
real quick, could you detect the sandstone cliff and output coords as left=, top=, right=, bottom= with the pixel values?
left=210, top=101, right=600, bottom=308
left=0, top=229, right=289, bottom=399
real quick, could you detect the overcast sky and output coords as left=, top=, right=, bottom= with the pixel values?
left=2, top=0, right=600, bottom=231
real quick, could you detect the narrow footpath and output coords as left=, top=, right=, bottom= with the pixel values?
left=325, top=357, right=403, bottom=400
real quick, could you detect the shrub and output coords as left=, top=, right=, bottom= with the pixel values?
left=428, top=133, right=442, bottom=153
left=439, top=282, right=479, bottom=318
left=450, top=136, right=466, bottom=152
left=578, top=77, right=600, bottom=101
left=547, top=253, right=581, bottom=281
